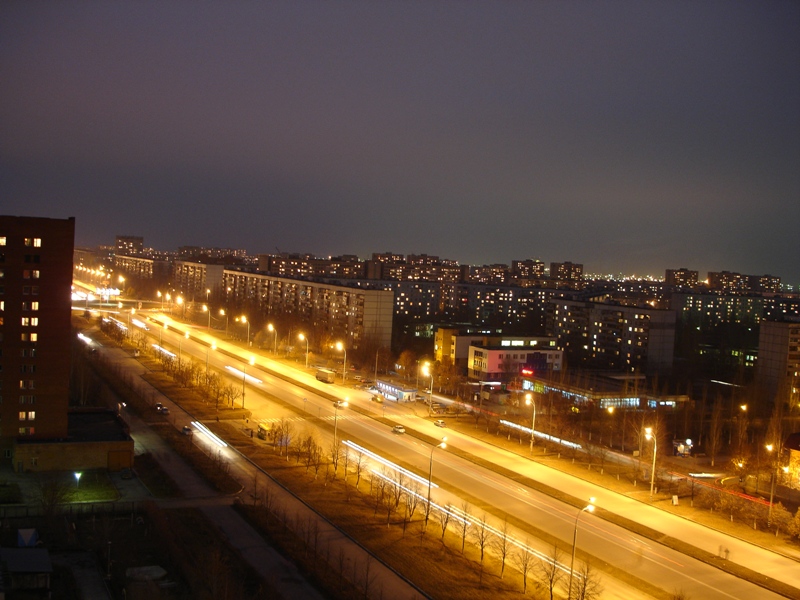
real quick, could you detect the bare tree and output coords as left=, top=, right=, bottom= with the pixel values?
left=537, top=543, right=564, bottom=600
left=329, top=439, right=342, bottom=479
left=435, top=506, right=451, bottom=542
left=405, top=480, right=421, bottom=521
left=354, top=451, right=366, bottom=490
left=570, top=560, right=603, bottom=600
left=458, top=501, right=471, bottom=553
left=493, top=518, right=512, bottom=579
left=707, top=397, right=724, bottom=467
left=472, top=512, right=492, bottom=583
left=513, top=540, right=535, bottom=594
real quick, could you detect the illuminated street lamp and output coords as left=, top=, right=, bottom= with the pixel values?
left=267, top=323, right=277, bottom=353
left=525, top=393, right=536, bottom=454
left=421, top=362, right=433, bottom=417
left=426, top=437, right=447, bottom=527
left=298, top=333, right=309, bottom=368
left=241, top=356, right=255, bottom=410
left=74, top=471, right=83, bottom=488
left=203, top=304, right=211, bottom=330
left=333, top=399, right=349, bottom=445
left=336, top=341, right=347, bottom=383
left=206, top=342, right=217, bottom=376
left=766, top=443, right=781, bottom=524
left=157, top=291, right=164, bottom=311
left=236, top=316, right=251, bottom=346
left=176, top=296, right=184, bottom=318
left=219, top=309, right=228, bottom=336
left=568, top=498, right=596, bottom=600
left=645, top=427, right=658, bottom=500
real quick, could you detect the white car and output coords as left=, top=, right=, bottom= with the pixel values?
left=434, top=419, right=446, bottom=428
left=392, top=425, right=406, bottom=434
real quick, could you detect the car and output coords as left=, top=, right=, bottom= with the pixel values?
left=371, top=395, right=384, bottom=403
left=333, top=400, right=348, bottom=409
left=155, top=402, right=164, bottom=412
left=392, top=425, right=406, bottom=434
left=160, top=407, right=170, bottom=415
left=434, top=419, right=446, bottom=428
left=181, top=425, right=193, bottom=435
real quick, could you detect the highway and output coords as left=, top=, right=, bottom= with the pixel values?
left=135, top=313, right=796, bottom=599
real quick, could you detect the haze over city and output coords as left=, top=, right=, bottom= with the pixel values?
left=1, top=2, right=798, bottom=282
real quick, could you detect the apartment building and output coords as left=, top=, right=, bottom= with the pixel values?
left=758, top=320, right=800, bottom=404
left=547, top=299, right=676, bottom=374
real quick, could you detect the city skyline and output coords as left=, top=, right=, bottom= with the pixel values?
left=2, top=2, right=798, bottom=283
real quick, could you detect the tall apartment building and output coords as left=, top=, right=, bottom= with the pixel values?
left=758, top=320, right=800, bottom=403
left=665, top=268, right=699, bottom=288
left=115, top=235, right=143, bottom=256
left=546, top=299, right=676, bottom=374
left=0, top=216, right=75, bottom=454
left=549, top=261, right=584, bottom=289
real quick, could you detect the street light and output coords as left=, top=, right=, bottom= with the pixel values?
left=568, top=498, right=596, bottom=600
left=219, top=309, right=228, bottom=336
left=336, top=341, right=347, bottom=383
left=74, top=471, right=83, bottom=488
left=426, top=437, right=447, bottom=527
left=422, top=362, right=433, bottom=417
left=206, top=342, right=216, bottom=376
left=237, top=316, right=251, bottom=346
left=157, top=291, right=164, bottom=311
left=525, top=393, right=536, bottom=454
left=268, top=323, right=278, bottom=353
left=176, top=296, right=184, bottom=318
left=766, top=443, right=781, bottom=524
left=333, top=399, right=349, bottom=445
left=298, top=333, right=309, bottom=368
left=203, top=304, right=211, bottom=330
left=241, top=356, right=255, bottom=410
left=645, top=427, right=658, bottom=500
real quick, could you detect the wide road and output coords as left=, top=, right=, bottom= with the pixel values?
left=147, top=316, right=793, bottom=600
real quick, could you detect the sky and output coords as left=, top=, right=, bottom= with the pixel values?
left=2, top=1, right=799, bottom=283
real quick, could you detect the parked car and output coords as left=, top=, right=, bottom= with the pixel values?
left=181, top=425, right=193, bottom=435
left=434, top=419, right=446, bottom=428
left=160, top=407, right=170, bottom=415
left=155, top=402, right=164, bottom=412
left=392, top=425, right=406, bottom=434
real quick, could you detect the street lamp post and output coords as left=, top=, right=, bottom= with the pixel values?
left=219, top=309, right=228, bottom=336
left=203, top=304, right=211, bottom=330
left=333, top=399, right=349, bottom=445
left=157, top=291, right=164, bottom=311
left=336, top=341, right=347, bottom=383
left=525, top=393, right=536, bottom=454
left=237, top=316, right=251, bottom=346
left=422, top=362, right=433, bottom=417
left=241, top=356, right=254, bottom=410
left=268, top=323, right=277, bottom=353
left=568, top=498, right=596, bottom=600
left=426, top=437, right=447, bottom=527
left=766, top=443, right=779, bottom=524
left=645, top=427, right=658, bottom=500
left=298, top=333, right=309, bottom=368
left=206, top=343, right=216, bottom=376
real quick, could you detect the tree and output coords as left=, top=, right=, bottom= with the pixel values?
left=513, top=540, right=535, bottom=594
left=472, top=512, right=492, bottom=583
left=435, top=506, right=451, bottom=542
left=493, top=518, right=512, bottom=579
left=329, top=439, right=342, bottom=481
left=537, top=544, right=564, bottom=600
left=770, top=502, right=793, bottom=537
left=397, top=350, right=417, bottom=381
left=570, top=560, right=603, bottom=600
left=707, top=397, right=724, bottom=467
left=458, top=501, right=471, bottom=553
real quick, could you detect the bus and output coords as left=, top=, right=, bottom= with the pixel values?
left=316, top=368, right=336, bottom=383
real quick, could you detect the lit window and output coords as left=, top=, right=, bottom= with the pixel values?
left=27, top=411, right=35, bottom=420
left=32, top=270, right=39, bottom=279
left=30, top=333, right=37, bottom=342
left=33, top=238, right=41, bottom=247
left=21, top=317, right=30, bottom=326
left=0, top=236, right=5, bottom=246
left=31, top=301, right=38, bottom=310
left=24, top=238, right=32, bottom=246
left=19, top=411, right=26, bottom=420
left=30, top=317, right=38, bottom=326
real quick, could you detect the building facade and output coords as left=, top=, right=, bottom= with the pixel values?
left=0, top=216, right=75, bottom=456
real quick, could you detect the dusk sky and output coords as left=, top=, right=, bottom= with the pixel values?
left=2, top=2, right=798, bottom=282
